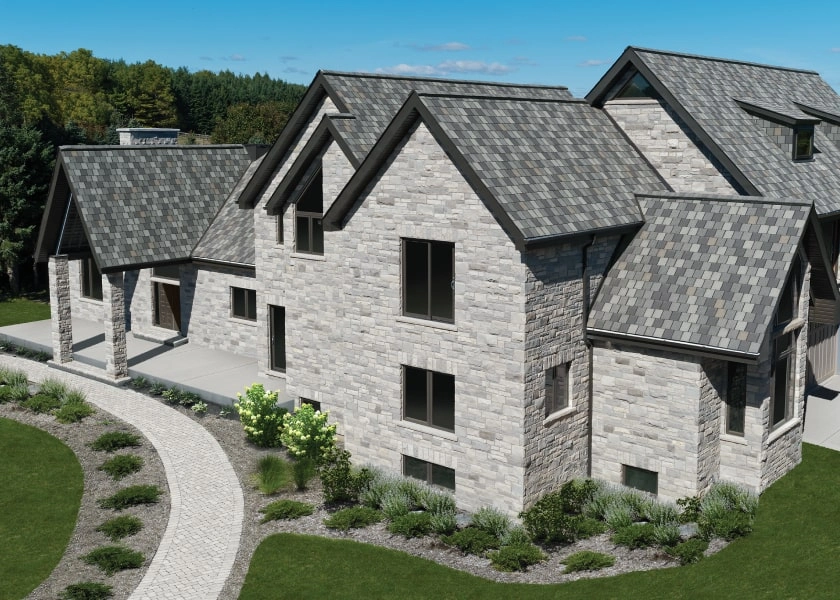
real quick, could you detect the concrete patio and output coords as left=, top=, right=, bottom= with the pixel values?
left=0, top=318, right=292, bottom=409
left=803, top=374, right=840, bottom=451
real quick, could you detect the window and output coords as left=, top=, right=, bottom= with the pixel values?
left=269, top=305, right=286, bottom=372
left=231, top=287, right=256, bottom=321
left=403, top=366, right=455, bottom=431
left=301, top=398, right=321, bottom=412
left=81, top=258, right=103, bottom=300
left=776, top=255, right=801, bottom=326
left=725, top=363, right=747, bottom=436
left=793, top=126, right=814, bottom=160
left=545, top=363, right=570, bottom=416
left=771, top=255, right=802, bottom=429
left=295, top=170, right=323, bottom=254
left=614, top=71, right=659, bottom=99
left=402, top=239, right=454, bottom=322
left=403, top=455, right=455, bottom=490
left=623, top=465, right=658, bottom=495
left=276, top=214, right=284, bottom=244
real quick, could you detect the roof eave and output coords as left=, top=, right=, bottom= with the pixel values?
left=522, top=220, right=644, bottom=249
left=586, top=328, right=760, bottom=364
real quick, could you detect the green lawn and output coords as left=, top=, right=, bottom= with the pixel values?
left=0, top=296, right=50, bottom=327
left=0, top=417, right=84, bottom=599
left=240, top=443, right=840, bottom=600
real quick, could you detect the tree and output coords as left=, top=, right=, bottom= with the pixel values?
left=211, top=101, right=295, bottom=144
left=0, top=121, right=54, bottom=294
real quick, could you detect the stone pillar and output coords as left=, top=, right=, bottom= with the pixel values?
left=48, top=255, right=73, bottom=363
left=103, top=271, right=128, bottom=378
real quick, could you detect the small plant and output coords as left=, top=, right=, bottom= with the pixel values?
left=380, top=490, right=413, bottom=520
left=292, top=457, right=317, bottom=490
left=21, top=393, right=62, bottom=413
left=387, top=512, right=433, bottom=538
left=39, top=377, right=68, bottom=399
left=60, top=582, right=113, bottom=600
left=0, top=382, right=30, bottom=403
left=98, top=454, right=144, bottom=480
left=488, top=543, right=547, bottom=572
left=361, top=474, right=400, bottom=509
left=501, top=525, right=531, bottom=546
left=645, top=501, right=680, bottom=527
left=235, top=383, right=286, bottom=447
left=55, top=401, right=95, bottom=423
left=611, top=523, right=658, bottom=549
left=63, top=389, right=87, bottom=404
left=319, top=449, right=372, bottom=504
left=251, top=455, right=291, bottom=495
left=697, top=482, right=758, bottom=540
left=1, top=369, right=28, bottom=387
left=441, top=527, right=500, bottom=555
left=603, top=503, right=634, bottom=530
left=429, top=511, right=458, bottom=535
left=470, top=506, right=511, bottom=540
left=96, top=515, right=143, bottom=541
left=91, top=431, right=141, bottom=452
left=98, top=485, right=161, bottom=510
left=82, top=545, right=145, bottom=575
left=219, top=405, right=235, bottom=418
left=180, top=391, right=201, bottom=407
left=260, top=499, right=315, bottom=522
left=562, top=550, right=616, bottom=574
left=557, top=479, right=602, bottom=514
left=149, top=381, right=167, bottom=396
left=129, top=376, right=149, bottom=390
left=191, top=400, right=208, bottom=415
left=421, top=488, right=457, bottom=516
left=666, top=537, right=709, bottom=565
left=162, top=387, right=182, bottom=405
left=677, top=494, right=703, bottom=523
left=280, top=402, right=337, bottom=463
left=324, top=506, right=383, bottom=530
left=520, top=492, right=585, bottom=545
left=653, top=524, right=683, bottom=547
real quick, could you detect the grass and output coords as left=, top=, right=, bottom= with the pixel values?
left=0, top=417, right=83, bottom=599
left=240, top=444, right=840, bottom=600
left=0, top=296, right=50, bottom=327
left=251, top=455, right=291, bottom=495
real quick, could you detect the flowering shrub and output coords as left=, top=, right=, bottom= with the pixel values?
left=280, top=403, right=337, bottom=463
left=234, top=384, right=286, bottom=447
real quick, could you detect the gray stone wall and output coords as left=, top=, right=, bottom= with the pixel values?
left=49, top=256, right=73, bottom=363
left=103, top=272, right=127, bottom=377
left=697, top=359, right=724, bottom=492
left=718, top=359, right=764, bottom=492
left=605, top=99, right=740, bottom=194
left=68, top=259, right=105, bottom=322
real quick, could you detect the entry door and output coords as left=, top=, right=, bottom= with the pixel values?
left=269, top=305, right=286, bottom=372
left=154, top=282, right=181, bottom=331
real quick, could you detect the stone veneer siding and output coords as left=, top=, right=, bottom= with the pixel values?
left=49, top=256, right=73, bottom=363
left=103, top=272, right=127, bottom=377
left=605, top=99, right=740, bottom=194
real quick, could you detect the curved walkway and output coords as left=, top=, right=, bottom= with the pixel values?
left=0, top=355, right=244, bottom=600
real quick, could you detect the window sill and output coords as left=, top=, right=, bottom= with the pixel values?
left=396, top=315, right=457, bottom=332
left=544, top=405, right=575, bottom=426
left=782, top=318, right=805, bottom=334
left=721, top=433, right=748, bottom=446
left=399, top=420, right=457, bottom=442
left=230, top=316, right=258, bottom=327
left=767, top=418, right=801, bottom=445
left=78, top=296, right=103, bottom=305
left=150, top=276, right=180, bottom=285
left=290, top=252, right=325, bottom=261
left=263, top=370, right=287, bottom=380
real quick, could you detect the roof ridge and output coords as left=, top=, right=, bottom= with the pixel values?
left=417, top=92, right=586, bottom=104
left=635, top=190, right=812, bottom=207
left=630, top=46, right=820, bottom=75
left=59, top=144, right=246, bottom=151
left=319, top=69, right=568, bottom=90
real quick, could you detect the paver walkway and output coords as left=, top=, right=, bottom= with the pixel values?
left=0, top=354, right=243, bottom=600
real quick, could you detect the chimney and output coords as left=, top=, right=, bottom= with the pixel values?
left=117, top=128, right=180, bottom=146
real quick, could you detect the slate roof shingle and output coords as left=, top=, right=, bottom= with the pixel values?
left=588, top=193, right=813, bottom=356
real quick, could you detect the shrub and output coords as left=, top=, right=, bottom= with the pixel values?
left=557, top=479, right=602, bottom=515
left=666, top=537, right=709, bottom=565
left=380, top=490, right=413, bottom=520
left=280, top=403, right=337, bottom=463
left=395, top=477, right=426, bottom=507
left=129, top=377, right=149, bottom=390
left=603, top=503, right=634, bottom=530
left=96, top=515, right=143, bottom=541
left=98, top=454, right=144, bottom=480
left=697, top=483, right=758, bottom=540
left=235, top=383, right=286, bottom=447
left=21, top=393, right=62, bottom=413
left=677, top=494, right=702, bottom=523
left=653, top=524, right=683, bottom=547
left=260, top=499, right=315, bottom=522
left=179, top=391, right=201, bottom=407
left=387, top=512, right=433, bottom=538
left=91, top=431, right=141, bottom=452
left=646, top=501, right=680, bottom=527
left=292, top=457, right=317, bottom=490
left=361, top=475, right=400, bottom=509
left=1, top=368, right=28, bottom=387
left=82, top=546, right=145, bottom=575
left=501, top=526, right=532, bottom=546
left=429, top=511, right=457, bottom=535
left=252, top=455, right=291, bottom=495
left=520, top=492, right=590, bottom=545
left=562, top=550, right=615, bottom=573
left=612, top=523, right=658, bottom=549
left=149, top=381, right=167, bottom=396
left=191, top=400, right=208, bottom=415
left=0, top=382, right=30, bottom=403
left=470, top=506, right=511, bottom=540
left=324, top=506, right=383, bottom=530
left=575, top=517, right=609, bottom=538
left=162, top=387, right=182, bottom=405
left=441, top=527, right=500, bottom=555
left=488, top=543, right=547, bottom=572
left=60, top=582, right=113, bottom=600
left=98, top=485, right=161, bottom=509
left=422, top=488, right=457, bottom=516
left=319, top=449, right=370, bottom=504
left=55, top=401, right=95, bottom=423
left=39, top=377, right=68, bottom=399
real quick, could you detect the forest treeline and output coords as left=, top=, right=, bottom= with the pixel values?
left=0, top=44, right=307, bottom=294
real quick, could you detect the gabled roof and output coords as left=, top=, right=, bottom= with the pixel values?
left=36, top=145, right=251, bottom=272
left=237, top=71, right=573, bottom=208
left=324, top=92, right=668, bottom=248
left=587, top=47, right=840, bottom=216
left=588, top=192, right=839, bottom=359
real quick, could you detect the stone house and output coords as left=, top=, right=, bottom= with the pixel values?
left=35, top=50, right=840, bottom=515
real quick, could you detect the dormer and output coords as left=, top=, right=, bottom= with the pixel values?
left=735, top=99, right=820, bottom=161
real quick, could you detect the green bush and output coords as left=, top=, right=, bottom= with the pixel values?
left=54, top=401, right=95, bottom=424
left=90, top=431, right=141, bottom=452
left=387, top=512, right=433, bottom=538
left=319, top=450, right=373, bottom=504
left=470, top=507, right=511, bottom=540
left=280, top=402, right=337, bottom=462
left=292, top=457, right=317, bottom=490
left=324, top=506, right=383, bottom=530
left=557, top=479, right=602, bottom=515
left=149, top=381, right=167, bottom=396
left=677, top=494, right=702, bottom=523
left=360, top=474, right=400, bottom=509
left=98, top=485, right=161, bottom=510
left=252, top=455, right=291, bottom=495
left=260, top=499, right=315, bottom=523
left=21, top=392, right=62, bottom=413
left=0, top=368, right=28, bottom=387
left=612, top=523, right=658, bottom=549
left=60, top=582, right=113, bottom=600
left=441, top=527, right=500, bottom=555
left=501, top=525, right=532, bottom=546
left=603, top=503, right=634, bottom=530
left=666, top=537, right=709, bottom=565
left=697, top=482, right=758, bottom=540
left=82, top=545, right=144, bottom=575
left=380, top=490, right=414, bottom=520
left=488, top=543, right=547, bottom=572
left=421, top=488, right=457, bottom=516
left=96, top=515, right=143, bottom=541
left=652, top=524, right=682, bottom=547
left=98, top=454, right=144, bottom=480
left=178, top=390, right=201, bottom=407
left=520, top=492, right=600, bottom=545
left=235, top=383, right=286, bottom=447
left=645, top=502, right=680, bottom=527
left=429, top=511, right=458, bottom=535
left=162, top=387, right=182, bottom=405
left=129, top=377, right=149, bottom=390
left=39, top=377, right=68, bottom=399
left=4, top=381, right=31, bottom=403
left=562, top=550, right=616, bottom=573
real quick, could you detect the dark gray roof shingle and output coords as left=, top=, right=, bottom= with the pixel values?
left=588, top=193, right=812, bottom=356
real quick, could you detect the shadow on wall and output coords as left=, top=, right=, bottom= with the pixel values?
left=179, top=265, right=197, bottom=337
left=124, top=270, right=138, bottom=331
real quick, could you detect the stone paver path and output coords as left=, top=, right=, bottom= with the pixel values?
left=1, top=355, right=243, bottom=600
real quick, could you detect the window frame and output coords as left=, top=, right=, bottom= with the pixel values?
left=230, top=287, right=257, bottom=321
left=545, top=363, right=570, bottom=416
left=294, top=170, right=324, bottom=255
left=80, top=257, right=103, bottom=301
left=725, top=362, right=747, bottom=436
left=402, top=366, right=455, bottom=432
left=623, top=465, right=658, bottom=495
left=401, top=238, right=455, bottom=323
left=770, top=253, right=803, bottom=430
left=793, top=126, right=814, bottom=161
left=402, top=455, right=455, bottom=491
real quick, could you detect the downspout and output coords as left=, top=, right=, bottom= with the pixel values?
left=581, top=235, right=596, bottom=477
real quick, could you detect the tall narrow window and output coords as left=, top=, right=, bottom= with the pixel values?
left=81, top=258, right=103, bottom=300
left=295, top=170, right=323, bottom=254
left=725, top=363, right=747, bottom=436
left=402, top=239, right=454, bottom=322
left=269, top=305, right=286, bottom=372
left=403, top=366, right=455, bottom=431
left=793, top=126, right=814, bottom=161
left=545, top=363, right=570, bottom=416
left=771, top=254, right=802, bottom=429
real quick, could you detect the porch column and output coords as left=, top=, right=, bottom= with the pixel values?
left=103, top=271, right=128, bottom=378
left=48, top=255, right=73, bottom=363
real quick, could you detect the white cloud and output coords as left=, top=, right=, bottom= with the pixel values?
left=376, top=60, right=514, bottom=76
left=832, top=48, right=840, bottom=53
left=578, top=59, right=608, bottom=67
left=282, top=66, right=309, bottom=75
left=226, top=54, right=246, bottom=62
left=566, top=35, right=587, bottom=42
left=420, top=41, right=471, bottom=52
left=280, top=56, right=299, bottom=63
left=376, top=63, right=440, bottom=76
left=512, top=56, right=537, bottom=66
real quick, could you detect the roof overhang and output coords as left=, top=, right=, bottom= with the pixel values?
left=734, top=99, right=820, bottom=127
left=587, top=328, right=760, bottom=364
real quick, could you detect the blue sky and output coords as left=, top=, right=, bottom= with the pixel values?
left=3, top=0, right=840, bottom=96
